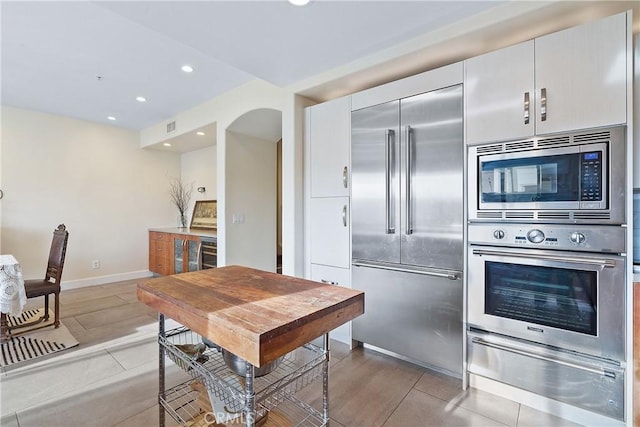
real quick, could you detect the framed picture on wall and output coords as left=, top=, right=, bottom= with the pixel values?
left=190, top=200, right=217, bottom=230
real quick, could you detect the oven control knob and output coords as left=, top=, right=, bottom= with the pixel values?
left=570, top=232, right=586, bottom=244
left=493, top=229, right=505, bottom=240
left=527, top=229, right=545, bottom=243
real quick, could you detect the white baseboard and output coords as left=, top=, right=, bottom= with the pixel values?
left=61, top=270, right=153, bottom=290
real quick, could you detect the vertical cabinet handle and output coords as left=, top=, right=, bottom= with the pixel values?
left=540, top=88, right=547, bottom=122
left=405, top=126, right=413, bottom=235
left=342, top=205, right=347, bottom=227
left=342, top=166, right=348, bottom=189
left=524, top=92, right=530, bottom=124
left=385, top=130, right=396, bottom=234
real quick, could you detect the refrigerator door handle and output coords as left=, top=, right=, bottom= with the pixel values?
left=405, top=125, right=413, bottom=235
left=385, top=129, right=396, bottom=234
left=352, top=260, right=459, bottom=280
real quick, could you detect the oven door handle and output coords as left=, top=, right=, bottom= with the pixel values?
left=471, top=337, right=617, bottom=378
left=471, top=249, right=617, bottom=268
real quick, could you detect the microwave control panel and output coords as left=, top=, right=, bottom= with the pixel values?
left=580, top=151, right=602, bottom=202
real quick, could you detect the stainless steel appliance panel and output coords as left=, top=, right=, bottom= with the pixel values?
left=351, top=264, right=462, bottom=375
left=400, top=85, right=463, bottom=270
left=468, top=223, right=626, bottom=253
left=200, top=238, right=217, bottom=269
left=468, top=243, right=625, bottom=361
left=468, top=330, right=624, bottom=420
left=467, top=126, right=626, bottom=224
left=352, top=100, right=401, bottom=263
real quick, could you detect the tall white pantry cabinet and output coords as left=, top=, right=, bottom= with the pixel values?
left=304, top=95, right=352, bottom=345
left=465, top=11, right=627, bottom=144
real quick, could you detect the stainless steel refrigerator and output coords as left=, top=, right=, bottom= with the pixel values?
left=351, top=84, right=463, bottom=375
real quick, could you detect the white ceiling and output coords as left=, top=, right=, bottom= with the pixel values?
left=2, top=0, right=638, bottom=151
left=1, top=0, right=504, bottom=132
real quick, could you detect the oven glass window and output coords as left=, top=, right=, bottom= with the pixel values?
left=485, top=261, right=597, bottom=335
left=480, top=152, right=601, bottom=203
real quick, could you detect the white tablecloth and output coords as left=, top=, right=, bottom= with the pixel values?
left=0, top=255, right=26, bottom=316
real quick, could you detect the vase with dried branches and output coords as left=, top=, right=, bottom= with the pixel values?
left=169, top=178, right=193, bottom=228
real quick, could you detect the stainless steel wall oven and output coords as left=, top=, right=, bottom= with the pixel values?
left=468, top=126, right=625, bottom=224
left=468, top=223, right=626, bottom=361
left=466, top=222, right=627, bottom=420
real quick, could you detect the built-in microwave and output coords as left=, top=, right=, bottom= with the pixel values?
left=468, top=126, right=625, bottom=224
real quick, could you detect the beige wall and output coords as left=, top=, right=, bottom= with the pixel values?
left=140, top=80, right=312, bottom=276
left=1, top=107, right=181, bottom=287
left=181, top=145, right=217, bottom=223
left=225, top=131, right=276, bottom=272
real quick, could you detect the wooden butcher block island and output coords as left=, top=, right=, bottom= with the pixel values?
left=137, top=265, right=364, bottom=427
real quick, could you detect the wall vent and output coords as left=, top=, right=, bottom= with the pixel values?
left=573, top=212, right=611, bottom=220
left=573, top=130, right=610, bottom=144
left=505, top=140, right=534, bottom=151
left=476, top=144, right=503, bottom=154
left=537, top=211, right=571, bottom=220
left=505, top=211, right=534, bottom=219
left=477, top=211, right=503, bottom=219
left=166, top=121, right=176, bottom=133
left=537, top=136, right=570, bottom=148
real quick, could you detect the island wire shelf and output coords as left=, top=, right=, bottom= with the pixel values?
left=160, top=378, right=326, bottom=427
left=160, top=327, right=327, bottom=415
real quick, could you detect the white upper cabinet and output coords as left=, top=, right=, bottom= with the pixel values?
left=534, top=12, right=627, bottom=135
left=465, top=41, right=534, bottom=144
left=308, top=96, right=351, bottom=197
left=465, top=12, right=627, bottom=144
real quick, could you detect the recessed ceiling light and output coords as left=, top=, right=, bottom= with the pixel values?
left=163, top=143, right=171, bottom=147
left=196, top=131, right=205, bottom=136
left=107, top=116, right=116, bottom=121
left=136, top=96, right=147, bottom=102
left=181, top=65, right=194, bottom=73
left=289, top=0, right=310, bottom=5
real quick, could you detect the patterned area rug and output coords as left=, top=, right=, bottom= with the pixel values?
left=1, top=308, right=78, bottom=367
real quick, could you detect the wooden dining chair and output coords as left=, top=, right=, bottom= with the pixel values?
left=20, top=224, right=69, bottom=330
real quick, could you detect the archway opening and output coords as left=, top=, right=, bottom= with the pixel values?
left=225, top=108, right=282, bottom=272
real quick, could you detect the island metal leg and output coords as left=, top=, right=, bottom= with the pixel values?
left=0, top=313, right=9, bottom=343
left=158, top=313, right=166, bottom=427
left=323, top=332, right=330, bottom=425
left=244, top=361, right=256, bottom=427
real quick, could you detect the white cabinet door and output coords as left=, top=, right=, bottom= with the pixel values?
left=465, top=41, right=534, bottom=144
left=309, top=197, right=350, bottom=269
left=465, top=12, right=627, bottom=144
left=534, top=12, right=627, bottom=135
left=310, top=264, right=351, bottom=345
left=309, top=96, right=350, bottom=197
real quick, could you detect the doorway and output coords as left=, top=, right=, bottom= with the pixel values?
left=225, top=109, right=282, bottom=273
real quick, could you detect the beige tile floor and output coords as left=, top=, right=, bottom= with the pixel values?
left=0, top=279, right=582, bottom=427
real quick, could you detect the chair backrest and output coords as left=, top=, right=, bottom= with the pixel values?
left=45, top=224, right=69, bottom=284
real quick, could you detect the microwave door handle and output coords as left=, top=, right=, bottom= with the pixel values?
left=385, top=129, right=395, bottom=234
left=524, top=92, right=530, bottom=125
left=405, top=125, right=413, bottom=235
left=472, top=249, right=616, bottom=269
